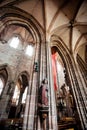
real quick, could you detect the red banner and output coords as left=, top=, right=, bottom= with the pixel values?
left=52, top=53, right=58, bottom=91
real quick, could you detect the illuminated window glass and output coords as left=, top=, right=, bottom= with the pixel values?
left=25, top=45, right=33, bottom=56
left=9, top=36, right=19, bottom=48
left=12, top=85, right=20, bottom=105
left=0, top=78, right=4, bottom=95
left=22, top=87, right=28, bottom=104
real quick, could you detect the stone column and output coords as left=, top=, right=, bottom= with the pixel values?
left=66, top=55, right=87, bottom=130
left=23, top=39, right=58, bottom=130
left=23, top=41, right=40, bottom=130
left=46, top=41, right=58, bottom=130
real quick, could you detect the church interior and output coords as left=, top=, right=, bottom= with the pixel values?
left=0, top=0, right=87, bottom=130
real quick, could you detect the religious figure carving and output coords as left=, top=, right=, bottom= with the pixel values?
left=38, top=78, right=49, bottom=115
left=38, top=78, right=49, bottom=130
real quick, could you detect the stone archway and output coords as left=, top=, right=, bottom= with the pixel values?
left=8, top=73, right=28, bottom=121
left=0, top=64, right=13, bottom=118
left=0, top=7, right=47, bottom=130
left=51, top=46, right=79, bottom=130
left=47, top=35, right=87, bottom=130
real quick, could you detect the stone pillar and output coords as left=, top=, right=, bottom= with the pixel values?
left=66, top=55, right=87, bottom=130
left=23, top=41, right=40, bottom=130
left=46, top=41, right=58, bottom=130
left=23, top=38, right=58, bottom=130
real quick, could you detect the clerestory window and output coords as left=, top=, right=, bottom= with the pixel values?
left=12, top=85, right=20, bottom=105
left=25, top=45, right=34, bottom=56
left=9, top=36, right=19, bottom=49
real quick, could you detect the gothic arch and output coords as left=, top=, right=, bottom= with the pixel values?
left=17, top=71, right=29, bottom=89
left=0, top=6, right=46, bottom=84
left=0, top=6, right=45, bottom=44
left=75, top=42, right=87, bottom=63
left=0, top=64, right=8, bottom=96
left=50, top=35, right=73, bottom=87
left=0, top=6, right=48, bottom=130
left=18, top=71, right=29, bottom=80
left=50, top=35, right=87, bottom=130
left=0, top=64, right=13, bottom=84
left=8, top=71, right=29, bottom=119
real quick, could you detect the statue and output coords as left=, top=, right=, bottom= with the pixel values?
left=38, top=78, right=49, bottom=130
left=38, top=78, right=48, bottom=106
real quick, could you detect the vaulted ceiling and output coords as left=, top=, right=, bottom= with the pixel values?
left=0, top=0, right=87, bottom=61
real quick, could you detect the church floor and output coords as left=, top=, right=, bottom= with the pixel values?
left=58, top=117, right=78, bottom=130
left=0, top=117, right=78, bottom=130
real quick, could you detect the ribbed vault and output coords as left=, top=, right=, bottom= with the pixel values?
left=0, top=0, right=87, bottom=61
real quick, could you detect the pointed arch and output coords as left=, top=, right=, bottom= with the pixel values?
left=50, top=34, right=87, bottom=130
left=0, top=63, right=13, bottom=84
left=0, top=6, right=45, bottom=44
left=17, top=71, right=29, bottom=88
left=8, top=71, right=29, bottom=119
left=0, top=64, right=13, bottom=98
